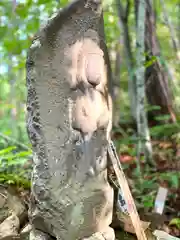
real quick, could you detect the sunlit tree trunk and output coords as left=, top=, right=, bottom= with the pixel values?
left=135, top=0, right=153, bottom=165
left=160, top=0, right=180, bottom=61
left=8, top=56, right=17, bottom=137
left=112, top=40, right=122, bottom=127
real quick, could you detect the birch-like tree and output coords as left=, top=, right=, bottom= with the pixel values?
left=160, top=0, right=180, bottom=61
left=135, top=0, right=153, bottom=165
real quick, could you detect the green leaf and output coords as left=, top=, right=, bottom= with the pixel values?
left=170, top=175, right=179, bottom=189
left=145, top=105, right=161, bottom=111
left=169, top=218, right=180, bottom=229
left=154, top=114, right=171, bottom=122
left=37, top=0, right=50, bottom=4
left=144, top=56, right=157, bottom=68
left=150, top=123, right=180, bottom=137
left=14, top=150, right=32, bottom=158
left=0, top=146, right=16, bottom=156
left=15, top=3, right=28, bottom=19
left=142, top=194, right=154, bottom=209
left=0, top=26, right=7, bottom=38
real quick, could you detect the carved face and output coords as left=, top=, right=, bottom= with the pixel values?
left=72, top=88, right=109, bottom=135
left=85, top=52, right=104, bottom=87
left=66, top=30, right=111, bottom=139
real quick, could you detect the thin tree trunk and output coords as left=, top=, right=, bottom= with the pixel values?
left=8, top=55, right=16, bottom=137
left=160, top=0, right=180, bottom=61
left=115, top=0, right=137, bottom=120
left=135, top=0, right=153, bottom=165
left=112, top=41, right=122, bottom=127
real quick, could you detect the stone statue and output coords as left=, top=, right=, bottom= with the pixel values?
left=26, top=0, right=115, bottom=239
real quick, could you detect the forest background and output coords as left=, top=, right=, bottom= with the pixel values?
left=0, top=0, right=179, bottom=237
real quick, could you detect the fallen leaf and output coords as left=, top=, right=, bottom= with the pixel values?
left=120, top=155, right=136, bottom=163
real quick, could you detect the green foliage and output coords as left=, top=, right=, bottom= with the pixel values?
left=0, top=145, right=32, bottom=188
left=132, top=175, right=158, bottom=210
left=169, top=218, right=180, bottom=229
left=150, top=122, right=180, bottom=138
left=115, top=116, right=180, bottom=211
left=160, top=173, right=180, bottom=189
left=144, top=55, right=157, bottom=68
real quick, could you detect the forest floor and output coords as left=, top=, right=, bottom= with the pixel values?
left=112, top=126, right=180, bottom=238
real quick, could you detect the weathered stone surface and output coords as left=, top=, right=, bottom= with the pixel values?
left=0, top=187, right=8, bottom=224
left=0, top=215, right=19, bottom=239
left=0, top=186, right=29, bottom=240
left=29, top=229, right=54, bottom=240
left=26, top=0, right=114, bottom=239
left=6, top=188, right=27, bottom=225
left=19, top=224, right=32, bottom=240
left=0, top=186, right=27, bottom=226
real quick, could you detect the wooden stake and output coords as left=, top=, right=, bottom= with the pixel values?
left=108, top=140, right=147, bottom=240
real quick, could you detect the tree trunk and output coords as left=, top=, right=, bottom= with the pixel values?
left=26, top=1, right=115, bottom=239
left=115, top=0, right=137, bottom=121
left=112, top=42, right=122, bottom=127
left=144, top=0, right=176, bottom=123
left=160, top=0, right=180, bottom=61
left=135, top=0, right=153, bottom=165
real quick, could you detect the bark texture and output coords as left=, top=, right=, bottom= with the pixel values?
left=115, top=0, right=137, bottom=120
left=26, top=0, right=114, bottom=239
left=135, top=0, right=153, bottom=168
left=144, top=0, right=176, bottom=123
